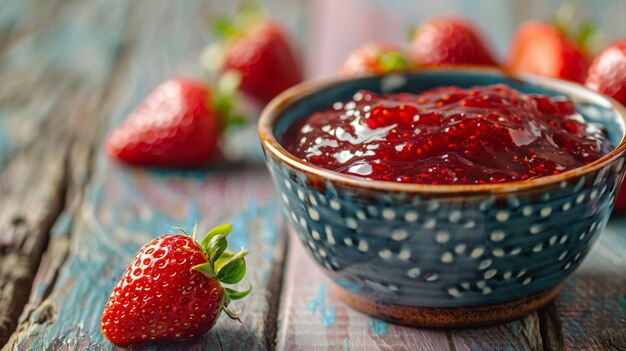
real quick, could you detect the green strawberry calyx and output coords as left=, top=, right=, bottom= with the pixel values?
left=211, top=71, right=249, bottom=133
left=176, top=224, right=251, bottom=320
left=200, top=4, right=266, bottom=132
left=200, top=4, right=265, bottom=75
left=378, top=50, right=410, bottom=72
left=552, top=3, right=605, bottom=56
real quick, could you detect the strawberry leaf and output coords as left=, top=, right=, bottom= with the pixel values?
left=551, top=3, right=603, bottom=55
left=201, top=224, right=233, bottom=248
left=212, top=16, right=238, bottom=39
left=224, top=285, right=252, bottom=300
left=216, top=249, right=249, bottom=284
left=552, top=3, right=576, bottom=37
left=232, top=3, right=264, bottom=33
left=192, top=262, right=216, bottom=278
left=207, top=234, right=227, bottom=264
left=224, top=114, right=249, bottom=130
left=214, top=251, right=235, bottom=268
left=212, top=71, right=249, bottom=133
left=379, top=51, right=409, bottom=72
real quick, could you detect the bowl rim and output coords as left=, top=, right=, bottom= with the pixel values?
left=258, top=66, right=626, bottom=194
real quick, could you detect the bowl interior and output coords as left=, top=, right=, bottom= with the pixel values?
left=273, top=70, right=626, bottom=150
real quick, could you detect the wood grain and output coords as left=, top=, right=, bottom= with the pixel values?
left=0, top=116, right=69, bottom=347
left=450, top=314, right=543, bottom=351
left=0, top=0, right=126, bottom=169
left=546, top=219, right=626, bottom=351
left=277, top=231, right=548, bottom=351
left=277, top=233, right=451, bottom=351
left=4, top=1, right=289, bottom=350
left=0, top=0, right=131, bottom=346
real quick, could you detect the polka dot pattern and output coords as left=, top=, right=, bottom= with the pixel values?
left=265, top=147, right=622, bottom=308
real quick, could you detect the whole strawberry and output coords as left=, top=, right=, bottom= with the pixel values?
left=105, top=77, right=244, bottom=167
left=585, top=40, right=626, bottom=108
left=202, top=8, right=302, bottom=104
left=585, top=40, right=626, bottom=212
left=507, top=21, right=590, bottom=83
left=101, top=224, right=251, bottom=346
left=409, top=16, right=498, bottom=67
left=340, top=42, right=410, bottom=77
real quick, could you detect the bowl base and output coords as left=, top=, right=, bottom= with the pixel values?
left=332, top=284, right=561, bottom=328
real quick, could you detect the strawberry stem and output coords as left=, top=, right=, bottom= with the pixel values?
left=223, top=306, right=242, bottom=321
left=173, top=227, right=189, bottom=236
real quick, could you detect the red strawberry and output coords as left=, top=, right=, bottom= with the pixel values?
left=507, top=21, right=590, bottom=83
left=585, top=40, right=626, bottom=107
left=105, top=77, right=244, bottom=167
left=101, top=224, right=251, bottom=346
left=585, top=40, right=626, bottom=212
left=409, top=16, right=498, bottom=66
left=203, top=8, right=302, bottom=104
left=340, top=42, right=410, bottom=77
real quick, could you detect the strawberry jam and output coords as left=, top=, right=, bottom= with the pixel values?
left=283, top=85, right=613, bottom=185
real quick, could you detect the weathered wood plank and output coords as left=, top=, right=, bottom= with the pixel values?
left=0, top=116, right=69, bottom=347
left=0, top=0, right=126, bottom=170
left=6, top=1, right=289, bottom=350
left=0, top=0, right=131, bottom=346
left=277, top=231, right=545, bottom=351
left=277, top=233, right=451, bottom=351
left=450, top=315, right=543, bottom=351
left=12, top=165, right=284, bottom=350
left=544, top=219, right=626, bottom=351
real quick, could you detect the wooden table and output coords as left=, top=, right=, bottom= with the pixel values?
left=0, top=1, right=624, bottom=350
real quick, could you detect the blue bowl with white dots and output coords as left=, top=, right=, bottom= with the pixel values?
left=258, top=68, right=626, bottom=327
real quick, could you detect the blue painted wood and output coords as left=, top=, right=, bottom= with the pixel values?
left=17, top=164, right=283, bottom=350
left=0, top=0, right=134, bottom=346
left=554, top=218, right=626, bottom=351
left=277, top=231, right=546, bottom=350
left=277, top=234, right=451, bottom=350
left=7, top=1, right=290, bottom=350
left=0, top=0, right=128, bottom=171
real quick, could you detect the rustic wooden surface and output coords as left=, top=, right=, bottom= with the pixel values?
left=0, top=1, right=624, bottom=350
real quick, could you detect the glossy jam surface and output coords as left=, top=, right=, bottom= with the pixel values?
left=283, top=85, right=613, bottom=185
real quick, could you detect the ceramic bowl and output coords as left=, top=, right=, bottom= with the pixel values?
left=258, top=68, right=626, bottom=327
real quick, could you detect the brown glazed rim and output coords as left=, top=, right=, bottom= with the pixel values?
left=332, top=283, right=562, bottom=328
left=258, top=66, right=626, bottom=195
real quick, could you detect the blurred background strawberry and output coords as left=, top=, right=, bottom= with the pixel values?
left=340, top=43, right=411, bottom=77
left=201, top=5, right=302, bottom=105
left=101, top=0, right=626, bottom=215
left=409, top=16, right=498, bottom=67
